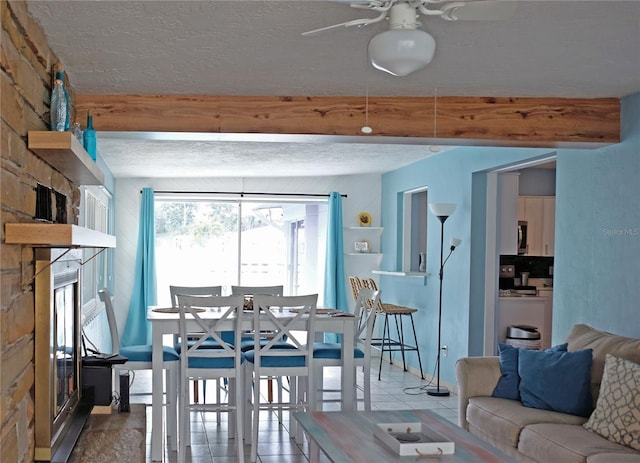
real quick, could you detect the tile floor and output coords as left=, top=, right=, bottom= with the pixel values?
left=131, top=360, right=459, bottom=462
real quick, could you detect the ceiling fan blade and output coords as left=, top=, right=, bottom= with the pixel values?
left=440, top=0, right=518, bottom=21
left=302, top=10, right=387, bottom=36
left=327, top=0, right=388, bottom=7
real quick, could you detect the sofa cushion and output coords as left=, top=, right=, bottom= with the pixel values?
left=519, top=348, right=593, bottom=417
left=587, top=453, right=640, bottom=463
left=467, top=397, right=586, bottom=449
left=492, top=343, right=522, bottom=400
left=492, top=342, right=568, bottom=401
left=566, top=324, right=640, bottom=400
left=519, top=423, right=640, bottom=463
left=584, top=354, right=640, bottom=450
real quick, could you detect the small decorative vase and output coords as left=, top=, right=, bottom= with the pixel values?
left=50, top=69, right=69, bottom=131
left=419, top=252, right=426, bottom=272
left=83, top=114, right=97, bottom=161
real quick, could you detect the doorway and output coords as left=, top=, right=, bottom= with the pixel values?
left=483, top=157, right=557, bottom=355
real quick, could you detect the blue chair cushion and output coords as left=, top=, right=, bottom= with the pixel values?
left=187, top=354, right=244, bottom=369
left=244, top=349, right=306, bottom=367
left=121, top=344, right=179, bottom=362
left=174, top=338, right=223, bottom=353
left=174, top=331, right=236, bottom=353
left=311, top=342, right=365, bottom=359
left=240, top=338, right=296, bottom=352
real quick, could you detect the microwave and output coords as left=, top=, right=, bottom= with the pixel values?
left=518, top=220, right=528, bottom=255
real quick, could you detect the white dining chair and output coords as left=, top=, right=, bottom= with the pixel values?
left=98, top=288, right=179, bottom=450
left=170, top=285, right=222, bottom=307
left=231, top=285, right=283, bottom=297
left=169, top=285, right=223, bottom=405
left=175, top=293, right=245, bottom=463
left=312, top=287, right=380, bottom=411
left=231, top=285, right=286, bottom=410
left=244, top=293, right=318, bottom=463
left=230, top=284, right=284, bottom=351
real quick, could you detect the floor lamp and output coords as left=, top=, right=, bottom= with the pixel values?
left=427, top=203, right=461, bottom=397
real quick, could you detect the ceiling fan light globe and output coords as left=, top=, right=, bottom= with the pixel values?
left=368, top=29, right=436, bottom=77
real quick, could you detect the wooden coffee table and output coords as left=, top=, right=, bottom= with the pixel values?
left=293, top=409, right=517, bottom=462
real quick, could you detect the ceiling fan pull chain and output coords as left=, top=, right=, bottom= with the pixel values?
left=362, top=53, right=373, bottom=134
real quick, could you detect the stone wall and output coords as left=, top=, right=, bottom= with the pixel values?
left=1, top=2, right=78, bottom=462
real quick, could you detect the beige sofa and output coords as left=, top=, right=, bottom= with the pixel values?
left=456, top=324, right=640, bottom=463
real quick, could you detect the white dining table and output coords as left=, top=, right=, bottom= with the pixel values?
left=148, top=307, right=357, bottom=461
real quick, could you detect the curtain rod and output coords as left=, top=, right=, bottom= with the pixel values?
left=141, top=190, right=347, bottom=198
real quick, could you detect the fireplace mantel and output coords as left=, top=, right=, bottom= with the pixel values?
left=28, top=131, right=105, bottom=186
left=5, top=223, right=116, bottom=248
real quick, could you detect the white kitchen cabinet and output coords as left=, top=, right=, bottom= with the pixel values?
left=517, top=197, right=526, bottom=222
left=499, top=173, right=520, bottom=255
left=541, top=197, right=555, bottom=256
left=518, top=196, right=555, bottom=256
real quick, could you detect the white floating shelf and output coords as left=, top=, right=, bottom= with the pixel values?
left=372, top=270, right=430, bottom=278
left=28, top=131, right=104, bottom=185
left=5, top=223, right=116, bottom=248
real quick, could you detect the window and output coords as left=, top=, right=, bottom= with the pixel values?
left=154, top=195, right=327, bottom=306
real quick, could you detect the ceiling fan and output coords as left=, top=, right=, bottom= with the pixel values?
left=303, top=0, right=518, bottom=76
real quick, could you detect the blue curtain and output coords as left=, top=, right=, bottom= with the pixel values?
left=121, top=188, right=157, bottom=347
left=323, top=192, right=348, bottom=342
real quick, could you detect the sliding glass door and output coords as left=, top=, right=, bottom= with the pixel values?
left=154, top=196, right=327, bottom=306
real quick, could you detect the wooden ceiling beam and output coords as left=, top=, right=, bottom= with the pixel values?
left=75, top=94, right=620, bottom=147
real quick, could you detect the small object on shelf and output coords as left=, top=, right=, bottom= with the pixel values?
left=50, top=64, right=70, bottom=132
left=54, top=190, right=67, bottom=224
left=354, top=240, right=371, bottom=253
left=419, top=252, right=426, bottom=272
left=358, top=212, right=372, bottom=227
left=35, top=184, right=53, bottom=222
left=83, top=114, right=97, bottom=161
left=373, top=422, right=455, bottom=456
left=71, top=122, right=83, bottom=142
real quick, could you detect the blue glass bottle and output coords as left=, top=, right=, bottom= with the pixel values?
left=50, top=71, right=69, bottom=131
left=83, top=114, right=97, bottom=161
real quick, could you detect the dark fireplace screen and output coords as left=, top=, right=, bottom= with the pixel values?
left=54, top=278, right=78, bottom=418
left=34, top=247, right=83, bottom=462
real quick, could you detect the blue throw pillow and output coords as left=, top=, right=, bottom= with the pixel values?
left=518, top=348, right=593, bottom=417
left=492, top=343, right=568, bottom=401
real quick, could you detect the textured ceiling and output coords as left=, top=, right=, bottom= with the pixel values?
left=26, top=0, right=639, bottom=177
left=98, top=132, right=450, bottom=178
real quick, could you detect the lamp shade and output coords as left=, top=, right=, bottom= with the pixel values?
left=368, top=29, right=436, bottom=77
left=450, top=237, right=462, bottom=248
left=429, top=203, right=456, bottom=218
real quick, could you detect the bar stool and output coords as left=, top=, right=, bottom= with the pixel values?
left=355, top=277, right=425, bottom=380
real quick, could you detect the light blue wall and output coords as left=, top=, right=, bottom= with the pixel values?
left=552, top=92, right=640, bottom=342
left=380, top=92, right=640, bottom=386
left=380, top=146, right=553, bottom=384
